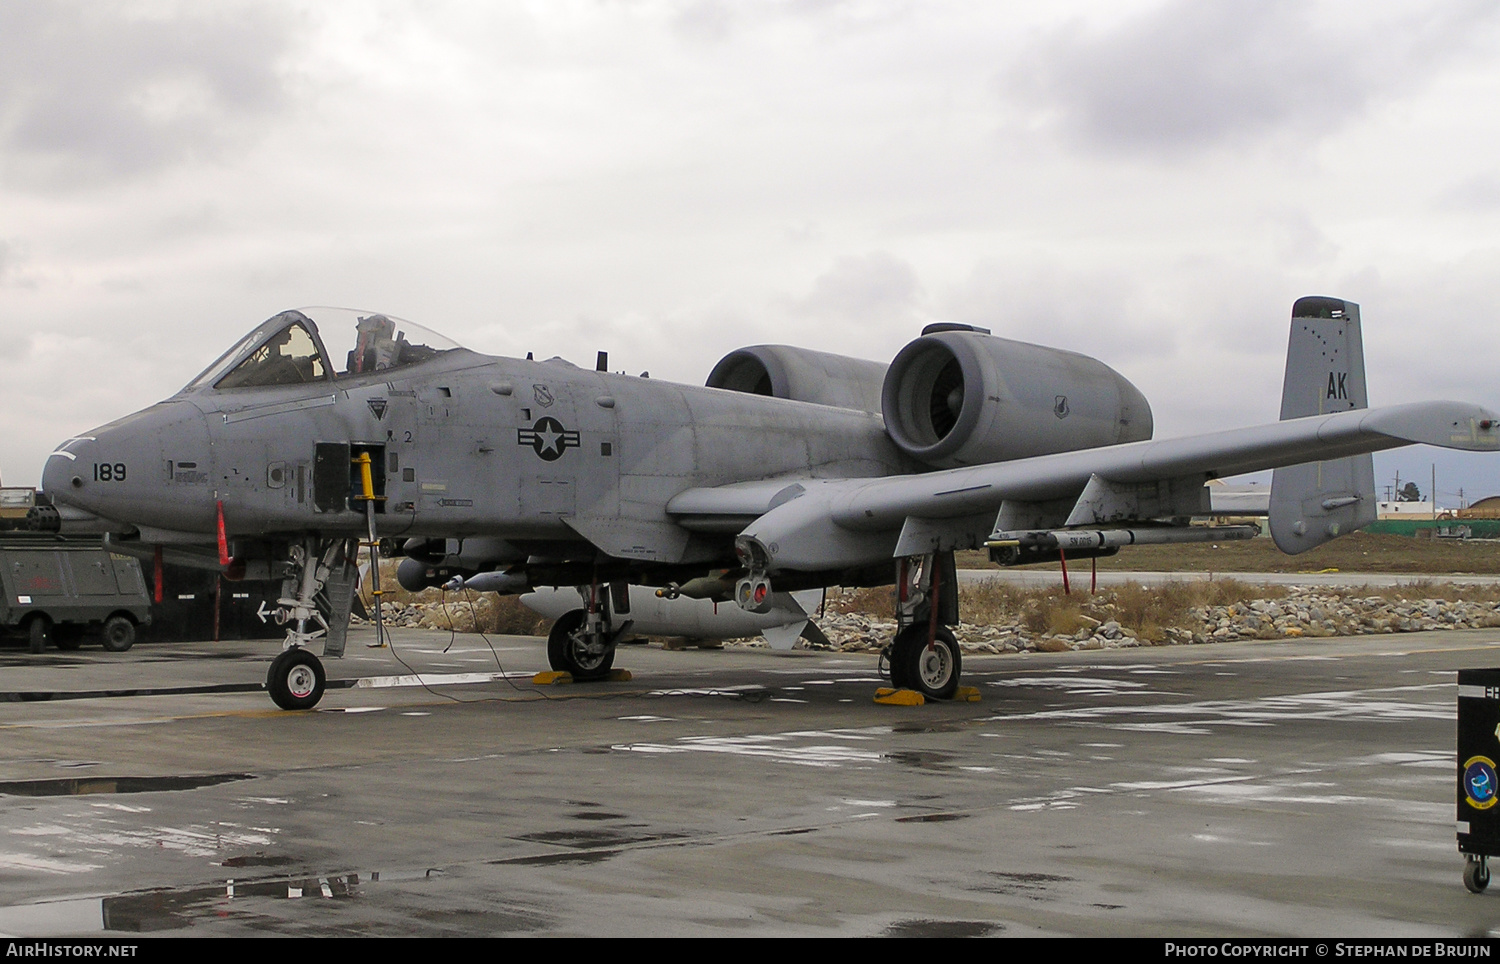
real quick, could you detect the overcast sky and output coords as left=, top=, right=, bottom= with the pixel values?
left=4, top=0, right=1499, bottom=503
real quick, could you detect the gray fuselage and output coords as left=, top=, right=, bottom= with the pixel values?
left=45, top=349, right=911, bottom=567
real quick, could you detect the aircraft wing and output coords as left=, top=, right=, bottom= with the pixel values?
left=828, top=400, right=1497, bottom=528
left=668, top=400, right=1499, bottom=572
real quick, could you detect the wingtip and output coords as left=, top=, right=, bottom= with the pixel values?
left=1362, top=401, right=1500, bottom=451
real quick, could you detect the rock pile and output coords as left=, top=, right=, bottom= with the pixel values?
left=802, top=587, right=1500, bottom=654
left=1183, top=592, right=1500, bottom=642
left=355, top=586, right=1500, bottom=656
left=351, top=597, right=543, bottom=635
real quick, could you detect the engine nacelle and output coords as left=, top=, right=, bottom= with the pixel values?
left=706, top=345, right=888, bottom=413
left=881, top=328, right=1152, bottom=468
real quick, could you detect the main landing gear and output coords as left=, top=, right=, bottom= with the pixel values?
left=546, top=581, right=633, bottom=681
left=736, top=540, right=967, bottom=701
left=881, top=552, right=962, bottom=701
left=889, top=623, right=961, bottom=700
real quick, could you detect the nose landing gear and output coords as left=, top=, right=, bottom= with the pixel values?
left=263, top=536, right=354, bottom=710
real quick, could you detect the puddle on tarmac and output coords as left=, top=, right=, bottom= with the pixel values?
left=221, top=854, right=297, bottom=868
left=0, top=869, right=553, bottom=936
left=883, top=750, right=956, bottom=770
left=884, top=919, right=1002, bottom=938
left=501, top=850, right=618, bottom=866
left=891, top=721, right=966, bottom=734
left=614, top=731, right=885, bottom=768
left=0, top=773, right=253, bottom=797
left=511, top=828, right=687, bottom=849
left=968, top=870, right=1073, bottom=899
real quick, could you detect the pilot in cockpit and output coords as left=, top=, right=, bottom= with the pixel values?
left=348, top=314, right=398, bottom=375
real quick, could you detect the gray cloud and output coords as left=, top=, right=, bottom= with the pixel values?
left=789, top=251, right=926, bottom=328
left=0, top=237, right=38, bottom=290
left=0, top=3, right=297, bottom=189
left=1433, top=174, right=1500, bottom=213
left=671, top=1, right=737, bottom=43
left=1007, top=0, right=1497, bottom=154
left=940, top=260, right=1176, bottom=362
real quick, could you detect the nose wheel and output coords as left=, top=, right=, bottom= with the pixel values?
left=267, top=648, right=326, bottom=711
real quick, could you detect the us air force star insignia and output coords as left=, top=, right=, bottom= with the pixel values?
left=517, top=416, right=580, bottom=462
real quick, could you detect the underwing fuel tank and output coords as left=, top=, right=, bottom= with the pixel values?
left=521, top=585, right=823, bottom=650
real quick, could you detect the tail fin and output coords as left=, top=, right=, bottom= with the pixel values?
left=1269, top=296, right=1377, bottom=553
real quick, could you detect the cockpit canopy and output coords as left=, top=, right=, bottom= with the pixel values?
left=183, top=308, right=464, bottom=392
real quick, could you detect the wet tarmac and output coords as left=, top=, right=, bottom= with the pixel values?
left=960, top=568, right=1500, bottom=588
left=1, top=625, right=1499, bottom=937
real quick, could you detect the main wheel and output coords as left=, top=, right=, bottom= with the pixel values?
left=547, top=610, right=615, bottom=681
left=266, top=648, right=326, bottom=710
left=1466, top=857, right=1490, bottom=894
left=100, top=616, right=136, bottom=653
left=890, top=623, right=962, bottom=700
left=27, top=615, right=51, bottom=655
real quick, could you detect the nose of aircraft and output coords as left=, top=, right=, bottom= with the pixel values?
left=43, top=401, right=214, bottom=534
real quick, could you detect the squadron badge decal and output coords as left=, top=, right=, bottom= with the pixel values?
left=518, top=416, right=580, bottom=461
left=1464, top=755, right=1498, bottom=810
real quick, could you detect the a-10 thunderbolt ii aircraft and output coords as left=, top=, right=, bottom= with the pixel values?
left=38, top=297, right=1500, bottom=709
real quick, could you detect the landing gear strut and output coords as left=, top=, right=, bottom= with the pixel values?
left=882, top=551, right=963, bottom=700
left=263, top=536, right=353, bottom=710
left=546, top=580, right=631, bottom=681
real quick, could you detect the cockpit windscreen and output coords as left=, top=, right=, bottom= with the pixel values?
left=181, top=308, right=466, bottom=392
left=216, top=322, right=326, bottom=389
